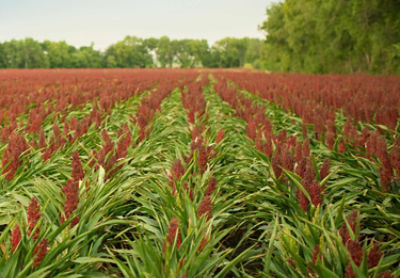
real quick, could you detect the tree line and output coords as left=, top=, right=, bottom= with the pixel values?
left=0, top=36, right=262, bottom=69
left=260, top=0, right=400, bottom=74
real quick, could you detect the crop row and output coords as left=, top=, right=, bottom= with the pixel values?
left=0, top=69, right=399, bottom=277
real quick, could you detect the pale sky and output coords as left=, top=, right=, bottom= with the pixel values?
left=0, top=0, right=277, bottom=50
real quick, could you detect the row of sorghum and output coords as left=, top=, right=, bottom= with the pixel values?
left=214, top=80, right=329, bottom=211
left=164, top=79, right=220, bottom=264
left=10, top=150, right=85, bottom=267
left=136, top=80, right=183, bottom=141
left=11, top=197, right=48, bottom=267
left=90, top=124, right=132, bottom=180
left=0, top=69, right=177, bottom=145
left=217, top=72, right=399, bottom=132
left=339, top=211, right=393, bottom=278
left=1, top=71, right=191, bottom=180
left=2, top=132, right=29, bottom=180
left=217, top=73, right=398, bottom=182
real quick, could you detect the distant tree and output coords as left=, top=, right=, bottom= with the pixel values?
left=155, top=36, right=169, bottom=68
left=42, top=40, right=76, bottom=68
left=175, top=39, right=209, bottom=68
left=245, top=38, right=262, bottom=68
left=190, top=39, right=210, bottom=68
left=144, top=38, right=159, bottom=67
left=156, top=36, right=180, bottom=68
left=105, top=36, right=152, bottom=68
left=71, top=44, right=103, bottom=68
left=0, top=39, right=48, bottom=68
left=0, top=43, right=4, bottom=67
left=19, top=38, right=49, bottom=68
left=0, top=36, right=263, bottom=69
left=105, top=55, right=117, bottom=68
left=144, top=38, right=159, bottom=50
left=202, top=49, right=221, bottom=68
left=0, top=40, right=20, bottom=68
left=212, top=37, right=249, bottom=68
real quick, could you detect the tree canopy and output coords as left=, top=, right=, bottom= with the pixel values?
left=0, top=36, right=263, bottom=69
left=260, top=0, right=400, bottom=74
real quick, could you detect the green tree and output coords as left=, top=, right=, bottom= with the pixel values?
left=175, top=39, right=209, bottom=68
left=0, top=40, right=21, bottom=68
left=71, top=44, right=103, bottom=68
left=260, top=0, right=400, bottom=74
left=244, top=38, right=262, bottom=68
left=104, top=36, right=152, bottom=68
left=144, top=38, right=159, bottom=67
left=19, top=38, right=49, bottom=68
left=0, top=36, right=264, bottom=69
left=0, top=43, right=4, bottom=67
left=156, top=36, right=180, bottom=68
left=0, top=39, right=48, bottom=68
left=42, top=40, right=76, bottom=68
left=212, top=37, right=250, bottom=68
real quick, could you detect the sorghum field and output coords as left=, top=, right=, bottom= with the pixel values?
left=0, top=69, right=399, bottom=278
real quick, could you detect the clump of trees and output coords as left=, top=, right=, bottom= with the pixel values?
left=0, top=36, right=262, bottom=69
left=260, top=0, right=400, bottom=74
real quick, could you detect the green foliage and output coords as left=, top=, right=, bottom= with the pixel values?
left=0, top=71, right=399, bottom=276
left=0, top=36, right=263, bottom=69
left=206, top=37, right=262, bottom=68
left=71, top=44, right=103, bottom=68
left=260, top=0, right=400, bottom=74
left=0, top=39, right=49, bottom=68
left=104, top=36, right=153, bottom=68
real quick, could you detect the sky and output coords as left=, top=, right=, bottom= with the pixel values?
left=0, top=0, right=277, bottom=50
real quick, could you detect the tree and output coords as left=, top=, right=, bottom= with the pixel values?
left=0, top=36, right=264, bottom=69
left=260, top=0, right=400, bottom=74
left=71, top=44, right=103, bottom=68
left=212, top=38, right=250, bottom=68
left=0, top=39, right=48, bottom=68
left=175, top=39, right=209, bottom=68
left=245, top=38, right=262, bottom=68
left=42, top=40, right=76, bottom=68
left=0, top=43, right=5, bottom=68
left=144, top=38, right=159, bottom=67
left=104, top=36, right=153, bottom=68
left=156, top=36, right=180, bottom=68
left=21, top=38, right=49, bottom=68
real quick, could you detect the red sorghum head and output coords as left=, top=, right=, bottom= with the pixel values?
left=11, top=224, right=21, bottom=252
left=198, top=196, right=212, bottom=220
left=367, top=243, right=382, bottom=269
left=216, top=128, right=225, bottom=144
left=33, top=238, right=48, bottom=267
left=347, top=240, right=363, bottom=266
left=62, top=179, right=79, bottom=227
left=340, top=210, right=358, bottom=245
left=302, top=138, right=310, bottom=157
left=205, top=177, right=217, bottom=196
left=72, top=151, right=84, bottom=181
left=28, top=197, right=41, bottom=239
left=38, top=128, right=46, bottom=149
left=167, top=217, right=181, bottom=249
left=319, top=158, right=331, bottom=180
left=101, top=129, right=113, bottom=155
left=297, top=188, right=309, bottom=212
left=172, top=159, right=185, bottom=180
left=309, top=180, right=324, bottom=207
left=116, top=132, right=132, bottom=159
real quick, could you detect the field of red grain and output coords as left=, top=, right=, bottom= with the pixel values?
left=0, top=69, right=399, bottom=277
